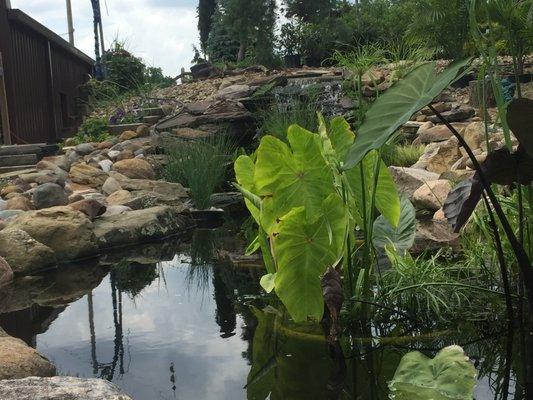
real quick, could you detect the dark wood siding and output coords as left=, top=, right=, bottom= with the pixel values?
left=0, top=0, right=93, bottom=144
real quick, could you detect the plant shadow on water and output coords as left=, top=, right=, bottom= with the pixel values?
left=0, top=230, right=527, bottom=400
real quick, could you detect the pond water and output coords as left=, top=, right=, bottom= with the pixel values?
left=0, top=230, right=523, bottom=400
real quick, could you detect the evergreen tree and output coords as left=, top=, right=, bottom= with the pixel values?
left=282, top=0, right=337, bottom=23
left=197, top=0, right=217, bottom=54
left=206, top=3, right=240, bottom=62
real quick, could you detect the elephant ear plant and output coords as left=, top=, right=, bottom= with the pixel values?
left=235, top=118, right=400, bottom=324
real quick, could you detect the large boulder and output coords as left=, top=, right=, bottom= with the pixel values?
left=388, top=167, right=440, bottom=200
left=0, top=377, right=132, bottom=400
left=109, top=172, right=188, bottom=197
left=112, top=158, right=155, bottom=180
left=0, top=257, right=13, bottom=286
left=412, top=219, right=460, bottom=253
left=33, top=183, right=69, bottom=209
left=69, top=164, right=108, bottom=188
left=68, top=199, right=106, bottom=220
left=412, top=179, right=452, bottom=212
left=0, top=228, right=56, bottom=275
left=93, top=205, right=192, bottom=249
left=7, top=207, right=97, bottom=261
left=413, top=138, right=462, bottom=174
left=462, top=121, right=484, bottom=150
left=107, top=189, right=184, bottom=210
left=5, top=196, right=34, bottom=211
left=0, top=329, right=56, bottom=379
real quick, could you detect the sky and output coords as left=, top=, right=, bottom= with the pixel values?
left=10, top=0, right=200, bottom=76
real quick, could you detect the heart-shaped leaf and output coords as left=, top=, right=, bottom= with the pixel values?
left=389, top=345, right=477, bottom=400
left=372, top=196, right=416, bottom=253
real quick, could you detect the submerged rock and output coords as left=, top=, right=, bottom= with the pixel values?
left=0, top=377, right=132, bottom=400
left=0, top=329, right=56, bottom=379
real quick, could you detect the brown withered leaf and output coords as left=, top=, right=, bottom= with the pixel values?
left=321, top=266, right=343, bottom=341
left=507, top=98, right=533, bottom=157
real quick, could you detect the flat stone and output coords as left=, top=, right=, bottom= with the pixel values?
left=0, top=377, right=132, bottom=399
left=69, top=164, right=108, bottom=188
left=412, top=179, right=452, bottom=211
left=74, top=143, right=95, bottom=155
left=412, top=219, right=460, bottom=253
left=93, top=205, right=192, bottom=249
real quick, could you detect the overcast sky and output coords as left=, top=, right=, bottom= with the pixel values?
left=10, top=0, right=199, bottom=76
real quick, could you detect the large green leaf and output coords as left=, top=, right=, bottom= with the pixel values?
left=388, top=345, right=477, bottom=400
left=328, top=116, right=355, bottom=160
left=347, top=150, right=401, bottom=227
left=235, top=155, right=260, bottom=223
left=255, top=126, right=336, bottom=233
left=344, top=59, right=471, bottom=170
left=274, top=194, right=347, bottom=322
left=372, top=196, right=416, bottom=253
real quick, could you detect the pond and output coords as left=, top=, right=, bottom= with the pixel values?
left=0, top=229, right=523, bottom=400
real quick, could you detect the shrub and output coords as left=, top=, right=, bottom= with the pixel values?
left=103, top=40, right=146, bottom=91
left=381, top=143, right=425, bottom=167
left=164, top=135, right=235, bottom=210
left=74, top=117, right=110, bottom=144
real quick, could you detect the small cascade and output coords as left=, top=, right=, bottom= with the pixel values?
left=271, top=76, right=351, bottom=117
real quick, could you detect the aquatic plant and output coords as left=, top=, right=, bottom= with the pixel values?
left=165, top=135, right=235, bottom=210
left=388, top=345, right=477, bottom=400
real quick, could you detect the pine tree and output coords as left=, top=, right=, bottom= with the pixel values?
left=197, top=0, right=217, bottom=54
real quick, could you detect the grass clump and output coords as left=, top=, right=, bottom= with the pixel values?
left=381, top=143, right=425, bottom=167
left=72, top=117, right=110, bottom=144
left=164, top=135, right=235, bottom=210
left=259, top=98, right=318, bottom=141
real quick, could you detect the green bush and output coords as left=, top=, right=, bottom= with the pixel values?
left=164, top=135, right=235, bottom=210
left=102, top=40, right=146, bottom=91
left=381, top=143, right=425, bottom=167
left=74, top=117, right=110, bottom=144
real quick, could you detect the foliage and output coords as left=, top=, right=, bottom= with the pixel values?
left=373, top=196, right=417, bottom=255
left=197, top=0, right=217, bottom=54
left=144, top=67, right=174, bottom=87
left=258, top=98, right=318, bottom=141
left=279, top=21, right=304, bottom=55
left=381, top=143, right=425, bottom=167
left=114, top=263, right=159, bottom=298
left=235, top=116, right=400, bottom=321
left=282, top=0, right=337, bottom=23
left=344, top=59, right=471, bottom=170
left=206, top=4, right=240, bottom=62
left=75, top=117, right=109, bottom=144
left=389, top=345, right=477, bottom=400
left=103, top=40, right=146, bottom=91
left=164, top=135, right=235, bottom=210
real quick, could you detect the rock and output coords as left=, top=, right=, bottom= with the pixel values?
left=4, top=192, right=23, bottom=200
left=5, top=196, right=34, bottom=211
left=418, top=125, right=454, bottom=143
left=108, top=150, right=121, bottom=160
left=102, top=177, right=122, bottom=195
left=112, top=158, right=155, bottom=180
left=119, top=130, right=137, bottom=141
left=64, top=137, right=76, bottom=146
left=0, top=199, right=6, bottom=211
left=7, top=207, right=97, bottom=261
left=215, top=84, right=253, bottom=100
left=0, top=377, right=133, bottom=400
left=416, top=121, right=434, bottom=135
left=93, top=205, right=192, bottom=249
left=415, top=138, right=462, bottom=174
left=37, top=155, right=70, bottom=172
left=412, top=219, right=460, bottom=253
left=463, top=121, right=485, bottom=150
left=0, top=257, right=13, bottom=286
left=102, top=205, right=132, bottom=217
left=69, top=164, right=108, bottom=188
left=1, top=185, right=22, bottom=198
left=107, top=189, right=183, bottom=210
left=388, top=167, right=440, bottom=200
left=98, top=159, right=113, bottom=173
left=109, top=172, right=188, bottom=197
left=0, top=332, right=56, bottom=379
left=68, top=194, right=85, bottom=203
left=433, top=208, right=446, bottom=222
left=32, top=183, right=69, bottom=209
left=97, top=140, right=114, bottom=150
left=74, top=143, right=95, bottom=155
left=412, top=179, right=452, bottom=211
left=0, top=210, right=25, bottom=221
left=440, top=169, right=475, bottom=182
left=421, top=102, right=452, bottom=115
left=116, top=150, right=134, bottom=161
left=0, top=228, right=56, bottom=274
left=161, top=104, right=174, bottom=115
left=68, top=199, right=106, bottom=220
left=428, top=106, right=475, bottom=123
left=136, top=124, right=150, bottom=137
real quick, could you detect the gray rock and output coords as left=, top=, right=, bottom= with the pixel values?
left=93, top=205, right=192, bottom=249
left=0, top=228, right=56, bottom=275
left=215, top=84, right=253, bottom=100
left=0, top=210, right=25, bottom=222
left=98, top=159, right=113, bottom=172
left=74, top=143, right=95, bottom=155
left=0, top=257, right=13, bottom=287
left=428, top=106, right=475, bottom=123
left=0, top=199, right=7, bottom=211
left=33, top=183, right=69, bottom=209
left=412, top=220, right=460, bottom=253
left=102, top=205, right=132, bottom=217
left=0, top=377, right=132, bottom=399
left=102, top=177, right=122, bottom=195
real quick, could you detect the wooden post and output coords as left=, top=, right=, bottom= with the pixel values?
left=0, top=52, right=12, bottom=145
left=66, top=0, right=74, bottom=45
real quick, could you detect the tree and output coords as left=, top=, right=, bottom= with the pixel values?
left=206, top=4, right=240, bottom=62
left=282, top=0, right=337, bottom=23
left=197, top=0, right=217, bottom=54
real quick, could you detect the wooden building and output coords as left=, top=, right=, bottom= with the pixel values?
left=0, top=0, right=94, bottom=145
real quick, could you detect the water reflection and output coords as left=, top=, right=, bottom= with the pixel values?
left=0, top=232, right=529, bottom=400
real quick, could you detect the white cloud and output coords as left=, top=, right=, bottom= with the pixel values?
left=10, top=0, right=199, bottom=76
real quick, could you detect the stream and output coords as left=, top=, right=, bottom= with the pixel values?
left=0, top=228, right=523, bottom=399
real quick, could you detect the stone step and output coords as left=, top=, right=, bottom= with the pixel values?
left=0, top=154, right=38, bottom=167
left=142, top=115, right=162, bottom=125
left=0, top=165, right=37, bottom=176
